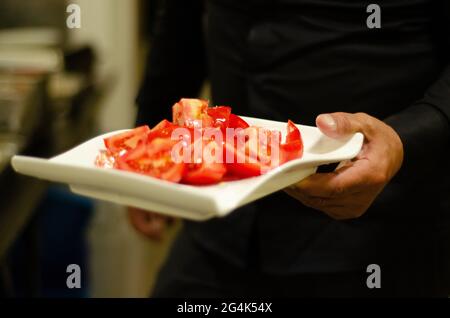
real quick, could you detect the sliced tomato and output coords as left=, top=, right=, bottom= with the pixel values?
left=151, top=119, right=174, bottom=131
left=100, top=99, right=305, bottom=185
left=280, top=140, right=303, bottom=164
left=259, top=129, right=281, bottom=166
left=104, top=125, right=150, bottom=154
left=228, top=113, right=250, bottom=129
left=227, top=162, right=265, bottom=178
left=223, top=142, right=267, bottom=178
left=221, top=173, right=242, bottom=182
left=279, top=120, right=303, bottom=164
left=233, top=126, right=280, bottom=167
left=207, top=106, right=231, bottom=131
left=159, top=161, right=186, bottom=182
left=286, top=120, right=301, bottom=143
left=172, top=98, right=213, bottom=128
left=147, top=119, right=179, bottom=142
left=117, top=138, right=185, bottom=182
left=180, top=139, right=226, bottom=185
left=182, top=162, right=226, bottom=185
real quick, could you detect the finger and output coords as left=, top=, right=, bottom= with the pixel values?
left=286, top=188, right=347, bottom=218
left=128, top=209, right=149, bottom=234
left=336, top=159, right=352, bottom=170
left=286, top=188, right=369, bottom=220
left=316, top=112, right=372, bottom=139
left=127, top=208, right=166, bottom=240
left=295, top=160, right=370, bottom=198
left=284, top=186, right=304, bottom=201
left=128, top=207, right=170, bottom=223
left=146, top=216, right=166, bottom=239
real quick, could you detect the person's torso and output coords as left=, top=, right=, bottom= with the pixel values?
left=185, top=0, right=448, bottom=274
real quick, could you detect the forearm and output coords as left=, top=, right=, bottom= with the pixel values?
left=385, top=66, right=450, bottom=181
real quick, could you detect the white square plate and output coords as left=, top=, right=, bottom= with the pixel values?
left=11, top=116, right=363, bottom=221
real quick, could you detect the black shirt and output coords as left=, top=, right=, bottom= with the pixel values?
left=137, top=0, right=450, bottom=281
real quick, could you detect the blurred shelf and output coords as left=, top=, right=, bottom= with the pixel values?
left=0, top=45, right=105, bottom=266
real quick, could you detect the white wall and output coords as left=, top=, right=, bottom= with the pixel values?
left=87, top=202, right=178, bottom=297
left=68, top=0, right=138, bottom=131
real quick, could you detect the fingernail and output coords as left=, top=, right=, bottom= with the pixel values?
left=320, top=114, right=337, bottom=131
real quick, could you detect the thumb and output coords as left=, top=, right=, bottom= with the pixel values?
left=316, top=112, right=363, bottom=139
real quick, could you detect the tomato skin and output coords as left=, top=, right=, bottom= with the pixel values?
left=280, top=140, right=303, bottom=164
left=227, top=162, right=264, bottom=178
left=223, top=142, right=266, bottom=178
left=147, top=120, right=179, bottom=142
left=286, top=120, right=301, bottom=143
left=152, top=119, right=173, bottom=131
left=279, top=120, right=303, bottom=164
left=182, top=162, right=226, bottom=185
left=207, top=106, right=231, bottom=131
left=181, top=139, right=227, bottom=185
left=104, top=125, right=150, bottom=154
left=228, top=114, right=250, bottom=129
left=231, top=126, right=282, bottom=169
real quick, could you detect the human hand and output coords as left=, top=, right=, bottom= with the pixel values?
left=285, top=112, right=404, bottom=220
left=127, top=207, right=175, bottom=240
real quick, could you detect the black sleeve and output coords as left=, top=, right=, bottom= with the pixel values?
left=135, top=0, right=207, bottom=127
left=385, top=97, right=450, bottom=181
left=384, top=0, right=450, bottom=182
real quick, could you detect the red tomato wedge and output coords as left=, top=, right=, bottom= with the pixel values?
left=147, top=119, right=179, bottom=142
left=223, top=142, right=267, bottom=178
left=183, top=162, right=227, bottom=185
left=207, top=106, right=231, bottom=131
left=104, top=125, right=150, bottom=154
left=286, top=120, right=301, bottom=143
left=235, top=126, right=281, bottom=164
left=151, top=119, right=174, bottom=132
left=117, top=138, right=185, bottom=182
left=226, top=161, right=266, bottom=178
left=280, top=120, right=303, bottom=164
left=280, top=141, right=303, bottom=164
left=181, top=139, right=226, bottom=185
left=228, top=113, right=250, bottom=129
